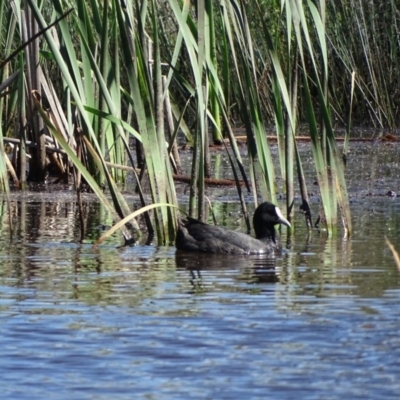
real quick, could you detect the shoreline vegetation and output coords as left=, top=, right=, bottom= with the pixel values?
left=0, top=0, right=397, bottom=244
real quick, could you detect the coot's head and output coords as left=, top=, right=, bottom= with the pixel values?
left=253, top=202, right=291, bottom=240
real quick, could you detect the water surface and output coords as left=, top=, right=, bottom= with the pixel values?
left=1, top=142, right=400, bottom=399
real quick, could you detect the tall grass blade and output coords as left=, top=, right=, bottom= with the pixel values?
left=343, top=71, right=356, bottom=162
left=94, top=203, right=181, bottom=247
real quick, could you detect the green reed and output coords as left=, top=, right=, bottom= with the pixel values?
left=0, top=0, right=368, bottom=242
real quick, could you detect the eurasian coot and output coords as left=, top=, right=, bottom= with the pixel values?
left=175, top=201, right=291, bottom=255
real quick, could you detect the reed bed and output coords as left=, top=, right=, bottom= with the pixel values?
left=3, top=0, right=396, bottom=243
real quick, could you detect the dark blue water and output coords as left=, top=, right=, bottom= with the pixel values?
left=1, top=142, right=400, bottom=399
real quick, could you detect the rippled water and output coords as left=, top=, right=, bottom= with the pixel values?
left=1, top=142, right=400, bottom=399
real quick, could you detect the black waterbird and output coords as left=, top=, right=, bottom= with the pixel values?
left=175, top=202, right=291, bottom=255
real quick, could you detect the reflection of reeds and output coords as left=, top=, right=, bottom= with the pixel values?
left=385, top=238, right=400, bottom=272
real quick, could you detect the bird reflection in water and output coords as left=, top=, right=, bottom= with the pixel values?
left=175, top=252, right=280, bottom=294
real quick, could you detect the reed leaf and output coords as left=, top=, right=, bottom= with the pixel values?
left=168, top=0, right=207, bottom=218
left=386, top=237, right=400, bottom=272
left=32, top=93, right=137, bottom=241
left=115, top=0, right=178, bottom=243
left=93, top=203, right=181, bottom=247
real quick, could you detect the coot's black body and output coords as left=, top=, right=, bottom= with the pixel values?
left=175, top=202, right=291, bottom=255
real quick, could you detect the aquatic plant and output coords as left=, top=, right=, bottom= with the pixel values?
left=2, top=0, right=384, bottom=242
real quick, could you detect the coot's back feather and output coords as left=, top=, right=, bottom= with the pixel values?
left=175, top=202, right=290, bottom=255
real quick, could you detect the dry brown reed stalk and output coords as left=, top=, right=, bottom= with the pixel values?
left=385, top=237, right=400, bottom=272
